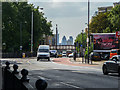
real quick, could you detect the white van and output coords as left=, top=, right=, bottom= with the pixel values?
left=37, top=45, right=50, bottom=61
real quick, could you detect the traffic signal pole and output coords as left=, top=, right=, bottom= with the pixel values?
left=31, top=11, right=33, bottom=54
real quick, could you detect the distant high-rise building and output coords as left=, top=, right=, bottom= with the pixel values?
left=54, top=32, right=59, bottom=45
left=113, top=2, right=120, bottom=8
left=62, top=36, right=67, bottom=45
left=52, top=36, right=55, bottom=45
left=69, top=36, right=73, bottom=45
left=67, top=36, right=73, bottom=45
left=67, top=39, right=71, bottom=45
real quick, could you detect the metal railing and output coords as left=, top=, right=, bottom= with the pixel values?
left=2, top=61, right=47, bottom=90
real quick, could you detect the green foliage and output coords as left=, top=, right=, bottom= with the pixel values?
left=89, top=12, right=110, bottom=33
left=84, top=43, right=93, bottom=59
left=75, top=4, right=120, bottom=59
left=89, top=4, right=120, bottom=33
left=2, top=2, right=53, bottom=52
left=108, top=4, right=120, bottom=32
left=75, top=32, right=87, bottom=48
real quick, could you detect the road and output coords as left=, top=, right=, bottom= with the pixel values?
left=1, top=58, right=119, bottom=90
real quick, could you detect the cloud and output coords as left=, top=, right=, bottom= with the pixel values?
left=28, top=1, right=120, bottom=43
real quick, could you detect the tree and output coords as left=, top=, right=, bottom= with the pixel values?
left=75, top=32, right=87, bottom=48
left=108, top=4, right=120, bottom=32
left=89, top=12, right=110, bottom=33
left=2, top=2, right=53, bottom=53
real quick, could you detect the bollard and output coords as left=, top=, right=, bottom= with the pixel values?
left=22, top=53, right=25, bottom=58
left=12, top=64, right=19, bottom=74
left=35, top=79, right=47, bottom=90
left=5, top=61, right=10, bottom=70
left=73, top=52, right=76, bottom=61
left=21, top=69, right=29, bottom=82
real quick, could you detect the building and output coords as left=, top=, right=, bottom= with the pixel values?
left=69, top=36, right=73, bottom=45
left=52, top=36, right=55, bottom=45
left=46, top=35, right=55, bottom=45
left=67, top=36, right=73, bottom=45
left=61, top=36, right=73, bottom=45
left=113, top=2, right=120, bottom=8
left=98, top=1, right=120, bottom=14
left=62, top=36, right=67, bottom=45
left=67, top=39, right=71, bottom=45
left=98, top=6, right=113, bottom=14
left=54, top=32, right=59, bottom=45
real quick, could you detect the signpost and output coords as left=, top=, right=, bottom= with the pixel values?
left=116, top=31, right=120, bottom=38
left=116, top=31, right=120, bottom=49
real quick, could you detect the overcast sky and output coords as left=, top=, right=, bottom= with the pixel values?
left=28, top=0, right=120, bottom=43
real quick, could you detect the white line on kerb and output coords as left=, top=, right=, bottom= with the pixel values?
left=60, top=82, right=84, bottom=89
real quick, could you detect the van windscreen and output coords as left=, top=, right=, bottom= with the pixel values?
left=38, top=49, right=49, bottom=52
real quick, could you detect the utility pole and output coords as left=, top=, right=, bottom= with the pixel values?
left=87, top=0, right=90, bottom=64
left=56, top=24, right=58, bottom=50
left=20, top=22, right=22, bottom=58
left=20, top=23, right=22, bottom=51
left=31, top=11, right=33, bottom=54
left=82, top=30, right=84, bottom=63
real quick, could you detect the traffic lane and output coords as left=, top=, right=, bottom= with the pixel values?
left=18, top=58, right=119, bottom=78
left=9, top=58, right=118, bottom=89
left=51, top=58, right=103, bottom=73
left=28, top=68, right=118, bottom=89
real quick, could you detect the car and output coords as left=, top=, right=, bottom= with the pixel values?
left=62, top=52, right=67, bottom=57
left=37, top=45, right=50, bottom=61
left=102, top=55, right=120, bottom=76
left=50, top=50, right=57, bottom=58
left=57, top=52, right=62, bottom=57
left=89, top=52, right=101, bottom=61
left=68, top=52, right=73, bottom=58
left=101, top=53, right=110, bottom=60
left=110, top=49, right=120, bottom=59
left=66, top=50, right=72, bottom=57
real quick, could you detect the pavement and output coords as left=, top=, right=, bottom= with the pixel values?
left=52, top=57, right=106, bottom=67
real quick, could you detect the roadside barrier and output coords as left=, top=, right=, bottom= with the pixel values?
left=2, top=61, right=47, bottom=90
left=2, top=52, right=37, bottom=58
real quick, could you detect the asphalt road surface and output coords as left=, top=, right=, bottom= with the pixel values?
left=1, top=58, right=119, bottom=90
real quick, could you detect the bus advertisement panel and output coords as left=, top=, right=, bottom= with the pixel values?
left=93, top=34, right=119, bottom=50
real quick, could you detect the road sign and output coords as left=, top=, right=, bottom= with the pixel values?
left=20, top=46, right=22, bottom=50
left=116, top=31, right=120, bottom=38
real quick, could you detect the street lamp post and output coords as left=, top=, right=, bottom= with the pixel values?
left=20, top=22, right=22, bottom=57
left=87, top=0, right=90, bottom=64
left=82, top=30, right=84, bottom=63
left=31, top=7, right=43, bottom=54
left=56, top=24, right=58, bottom=50
left=20, top=22, right=27, bottom=57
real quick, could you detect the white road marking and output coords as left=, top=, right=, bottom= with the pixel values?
left=60, top=82, right=84, bottom=89
left=37, top=76, right=52, bottom=81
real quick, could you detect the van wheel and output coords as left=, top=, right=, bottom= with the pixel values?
left=48, top=58, right=50, bottom=61
left=37, top=58, right=39, bottom=61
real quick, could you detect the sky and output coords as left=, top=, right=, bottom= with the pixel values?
left=28, top=0, right=120, bottom=43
